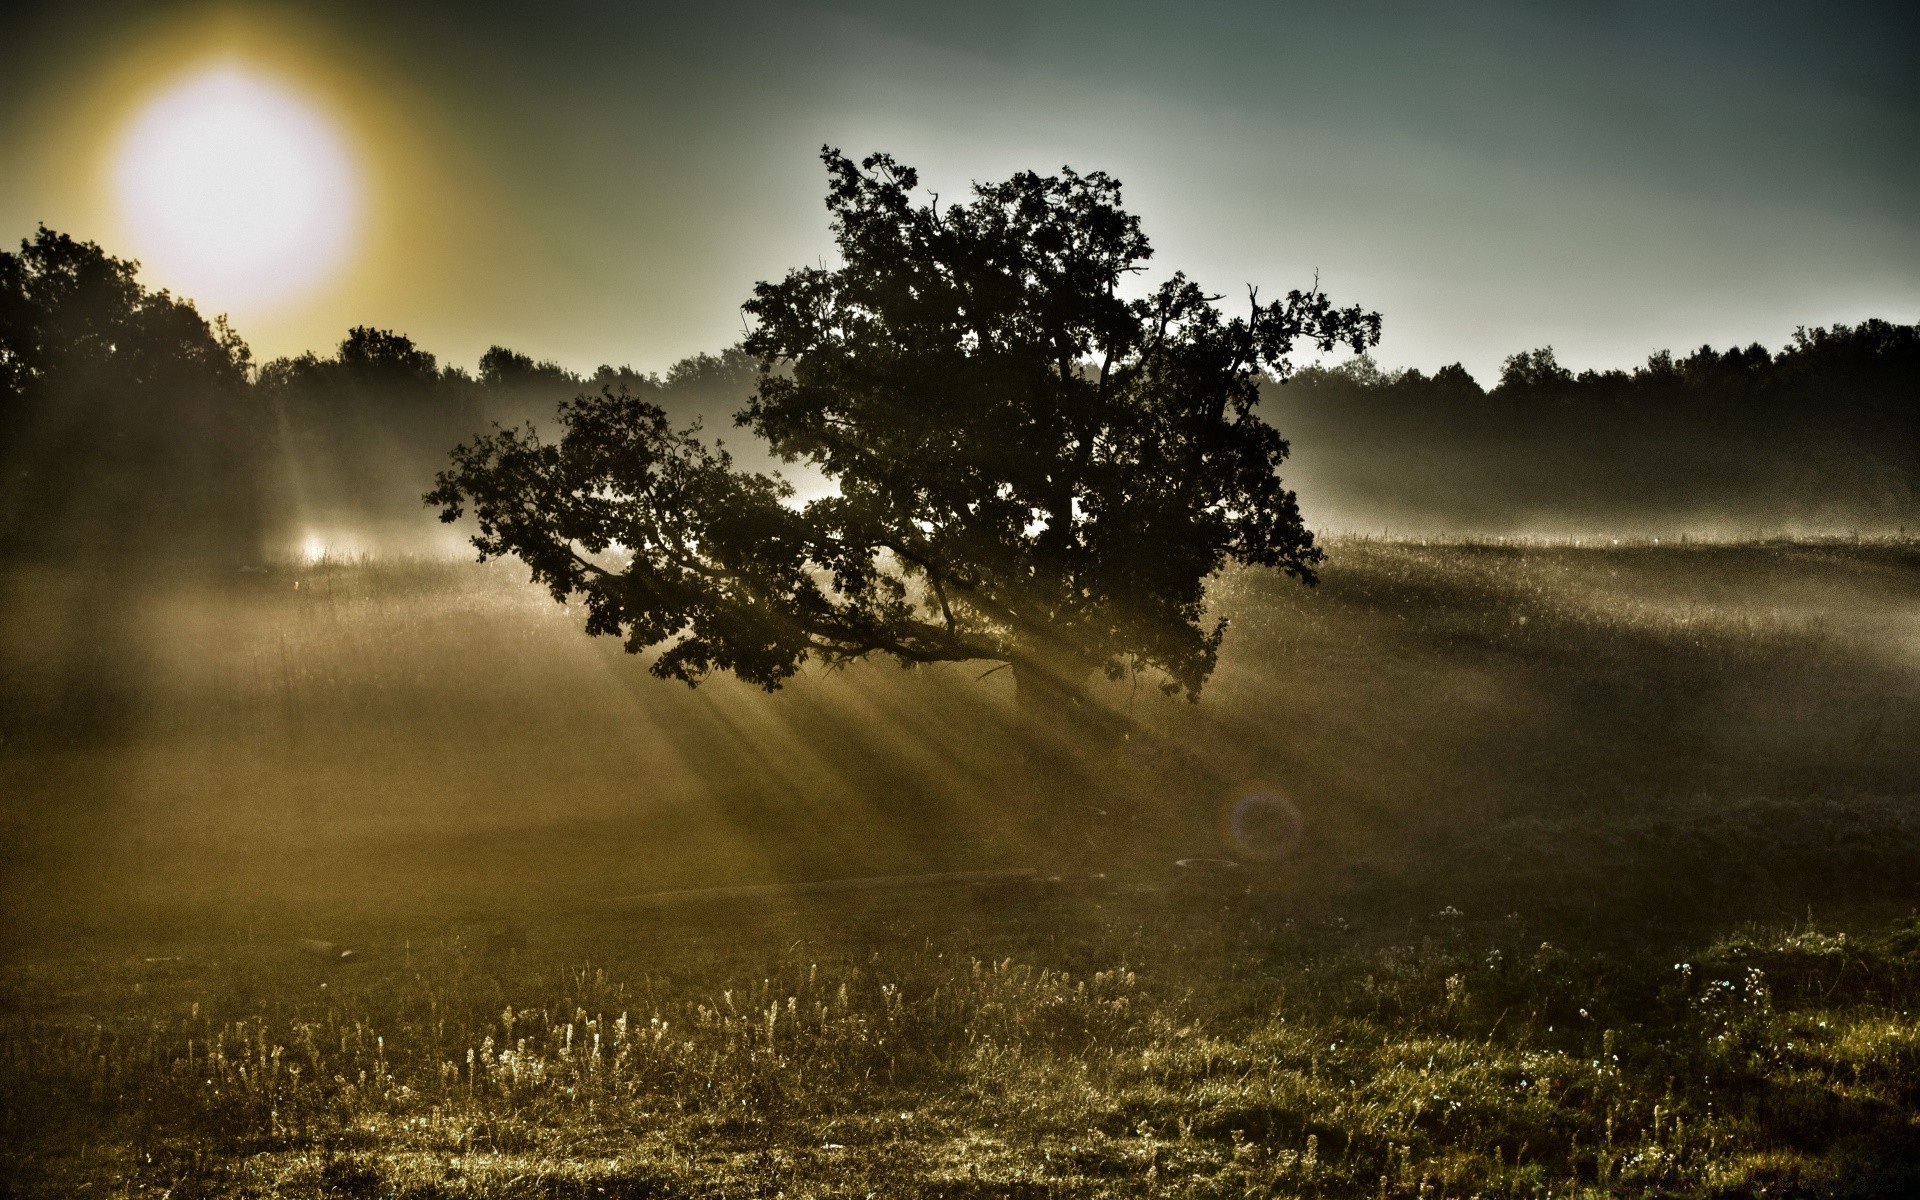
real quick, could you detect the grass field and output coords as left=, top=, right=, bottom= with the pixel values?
left=3, top=537, right=1918, bottom=1196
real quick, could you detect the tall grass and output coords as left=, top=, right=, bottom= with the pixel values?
left=4, top=897, right=1918, bottom=1196
left=2, top=537, right=1918, bottom=1194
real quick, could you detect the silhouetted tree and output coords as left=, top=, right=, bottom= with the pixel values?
left=479, top=345, right=578, bottom=392
left=430, top=149, right=1379, bottom=719
left=1269, top=321, right=1920, bottom=530
left=0, top=227, right=258, bottom=560
left=1494, top=346, right=1574, bottom=399
left=261, top=327, right=482, bottom=533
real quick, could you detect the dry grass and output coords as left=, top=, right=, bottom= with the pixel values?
left=5, top=898, right=1919, bottom=1196
left=2, top=537, right=1918, bottom=1195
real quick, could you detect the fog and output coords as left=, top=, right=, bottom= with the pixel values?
left=5, top=532, right=1917, bottom=940
left=8, top=223, right=1920, bottom=1198
left=8, top=0, right=1920, bottom=1183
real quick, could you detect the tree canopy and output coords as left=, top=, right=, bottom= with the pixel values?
left=0, top=227, right=258, bottom=559
left=429, top=148, right=1380, bottom=710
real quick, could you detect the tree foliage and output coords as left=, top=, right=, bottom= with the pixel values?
left=258, top=327, right=483, bottom=533
left=0, top=227, right=251, bottom=410
left=430, top=148, right=1379, bottom=706
left=1271, top=320, right=1920, bottom=529
left=0, top=227, right=258, bottom=559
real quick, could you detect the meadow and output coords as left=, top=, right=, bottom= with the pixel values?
left=2, top=537, right=1918, bottom=1197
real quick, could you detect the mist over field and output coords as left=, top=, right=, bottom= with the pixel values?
left=7, top=512, right=1920, bottom=1194
left=4, top=227, right=1914, bottom=935
left=6, top=209, right=1920, bottom=1197
left=6, top=3, right=1920, bottom=1193
left=5, top=532, right=1919, bottom=934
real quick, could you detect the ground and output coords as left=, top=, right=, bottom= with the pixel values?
left=2, top=537, right=1918, bottom=1197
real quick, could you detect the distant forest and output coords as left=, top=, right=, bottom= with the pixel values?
left=0, top=229, right=762, bottom=561
left=1269, top=331, right=1919, bottom=534
left=3, top=227, right=1915, bottom=561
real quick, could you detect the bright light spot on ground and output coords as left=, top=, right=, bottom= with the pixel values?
left=299, top=532, right=363, bottom=563
left=113, top=63, right=359, bottom=311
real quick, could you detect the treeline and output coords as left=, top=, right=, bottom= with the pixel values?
left=4, top=225, right=1916, bottom=562
left=260, top=334, right=760, bottom=544
left=0, top=228, right=759, bottom=562
left=1269, top=328, right=1920, bottom=532
left=0, top=228, right=258, bottom=560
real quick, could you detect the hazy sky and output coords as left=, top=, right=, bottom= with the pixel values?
left=4, top=0, right=1916, bottom=382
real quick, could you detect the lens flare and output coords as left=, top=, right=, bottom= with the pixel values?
left=1221, top=786, right=1305, bottom=862
left=113, top=63, right=359, bottom=311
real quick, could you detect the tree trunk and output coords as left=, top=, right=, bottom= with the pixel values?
left=1010, top=653, right=1129, bottom=746
left=1011, top=655, right=1082, bottom=718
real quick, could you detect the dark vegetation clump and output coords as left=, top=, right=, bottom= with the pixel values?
left=0, top=227, right=258, bottom=562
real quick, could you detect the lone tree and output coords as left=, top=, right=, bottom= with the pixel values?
left=429, top=149, right=1379, bottom=718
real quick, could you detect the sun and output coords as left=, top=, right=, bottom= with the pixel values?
left=113, top=63, right=359, bottom=312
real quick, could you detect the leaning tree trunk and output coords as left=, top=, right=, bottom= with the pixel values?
left=1010, top=652, right=1130, bottom=747
left=1006, top=650, right=1135, bottom=870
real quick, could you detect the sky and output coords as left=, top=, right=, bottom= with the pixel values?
left=3, top=0, right=1916, bottom=382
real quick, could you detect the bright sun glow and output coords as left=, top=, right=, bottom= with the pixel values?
left=299, top=530, right=365, bottom=563
left=114, top=64, right=358, bottom=311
